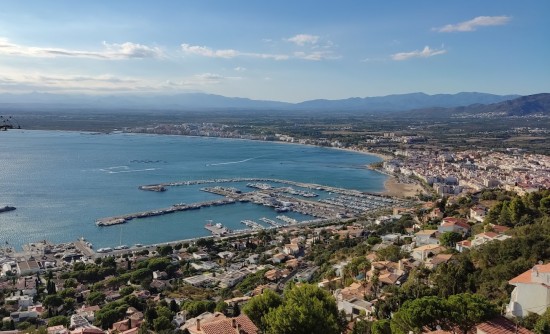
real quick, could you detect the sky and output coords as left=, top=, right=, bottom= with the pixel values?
left=0, top=1, right=549, bottom=102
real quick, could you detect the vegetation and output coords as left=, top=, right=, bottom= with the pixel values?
left=245, top=284, right=345, bottom=334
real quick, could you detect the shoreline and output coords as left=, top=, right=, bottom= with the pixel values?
left=121, top=130, right=399, bottom=195
left=382, top=174, right=426, bottom=198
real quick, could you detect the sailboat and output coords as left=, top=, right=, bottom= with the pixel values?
left=114, top=226, right=128, bottom=250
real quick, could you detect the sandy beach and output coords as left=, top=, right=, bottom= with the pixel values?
left=382, top=175, right=426, bottom=198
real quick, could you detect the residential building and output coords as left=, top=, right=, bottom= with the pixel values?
left=438, top=217, right=470, bottom=236
left=412, top=244, right=445, bottom=262
left=507, top=263, right=550, bottom=317
left=414, top=230, right=439, bottom=246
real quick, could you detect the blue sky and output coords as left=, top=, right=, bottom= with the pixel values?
left=0, top=1, right=548, bottom=102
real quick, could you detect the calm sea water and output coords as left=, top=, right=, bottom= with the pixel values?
left=0, top=130, right=386, bottom=249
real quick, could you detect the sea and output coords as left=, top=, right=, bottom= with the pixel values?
left=0, top=130, right=386, bottom=250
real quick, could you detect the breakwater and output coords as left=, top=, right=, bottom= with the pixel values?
left=96, top=198, right=236, bottom=226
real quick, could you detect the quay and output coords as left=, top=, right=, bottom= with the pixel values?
left=260, top=217, right=282, bottom=227
left=140, top=177, right=393, bottom=198
left=204, top=222, right=231, bottom=236
left=241, top=220, right=265, bottom=230
left=95, top=198, right=236, bottom=226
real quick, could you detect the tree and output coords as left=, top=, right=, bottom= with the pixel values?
left=147, top=258, right=171, bottom=272
left=376, top=245, right=406, bottom=262
left=540, top=196, right=550, bottom=216
left=63, top=278, right=78, bottom=289
left=243, top=289, right=283, bottom=331
left=170, top=299, right=180, bottom=313
left=509, top=197, right=527, bottom=225
left=153, top=316, right=174, bottom=332
left=46, top=279, right=57, bottom=295
left=157, top=245, right=173, bottom=256
left=431, top=255, right=475, bottom=297
left=47, top=315, right=69, bottom=327
left=130, top=268, right=153, bottom=285
left=371, top=319, right=391, bottom=334
left=86, top=291, right=106, bottom=306
left=215, top=301, right=228, bottom=314
left=181, top=300, right=216, bottom=318
left=534, top=307, right=550, bottom=334
left=439, top=231, right=463, bottom=247
left=351, top=319, right=372, bottom=334
left=446, top=293, right=496, bottom=334
left=390, top=294, right=496, bottom=334
left=498, top=201, right=511, bottom=226
left=262, top=284, right=343, bottom=334
left=43, top=294, right=63, bottom=309
left=390, top=296, right=448, bottom=334
left=63, top=297, right=75, bottom=312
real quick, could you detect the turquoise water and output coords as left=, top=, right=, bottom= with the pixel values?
left=0, top=130, right=386, bottom=249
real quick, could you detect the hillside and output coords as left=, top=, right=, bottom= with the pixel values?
left=400, top=93, right=550, bottom=119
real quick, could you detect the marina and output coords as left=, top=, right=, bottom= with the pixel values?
left=260, top=217, right=283, bottom=227
left=240, top=220, right=265, bottom=230
left=0, top=130, right=388, bottom=249
left=204, top=221, right=232, bottom=236
left=277, top=215, right=298, bottom=224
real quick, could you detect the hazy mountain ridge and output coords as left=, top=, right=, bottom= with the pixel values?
left=0, top=91, right=520, bottom=112
left=454, top=93, right=550, bottom=116
left=402, top=93, right=550, bottom=118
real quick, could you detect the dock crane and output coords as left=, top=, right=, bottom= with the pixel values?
left=0, top=116, right=21, bottom=131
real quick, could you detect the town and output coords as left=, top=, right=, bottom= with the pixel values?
left=1, top=165, right=549, bottom=333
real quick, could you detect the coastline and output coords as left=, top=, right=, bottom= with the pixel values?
left=124, top=130, right=404, bottom=197
left=382, top=175, right=425, bottom=198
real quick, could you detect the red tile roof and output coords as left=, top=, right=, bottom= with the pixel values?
left=476, top=232, right=498, bottom=239
left=477, top=316, right=534, bottom=334
left=200, top=315, right=258, bottom=334
left=509, top=263, right=550, bottom=284
left=457, top=240, right=472, bottom=247
left=442, top=217, right=470, bottom=230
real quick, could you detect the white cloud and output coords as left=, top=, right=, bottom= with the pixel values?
left=101, top=42, right=164, bottom=59
left=181, top=42, right=341, bottom=61
left=0, top=37, right=163, bottom=59
left=391, top=46, right=447, bottom=61
left=181, top=44, right=239, bottom=58
left=181, top=43, right=288, bottom=60
left=294, top=51, right=340, bottom=61
left=286, top=34, right=319, bottom=46
left=234, top=67, right=246, bottom=71
left=434, top=16, right=511, bottom=32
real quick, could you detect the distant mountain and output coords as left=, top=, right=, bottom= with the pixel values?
left=0, top=91, right=520, bottom=113
left=0, top=92, right=292, bottom=110
left=453, top=93, right=550, bottom=116
left=401, top=93, right=550, bottom=118
left=294, top=92, right=519, bottom=112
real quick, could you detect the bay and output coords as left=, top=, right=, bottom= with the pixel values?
left=0, top=130, right=386, bottom=249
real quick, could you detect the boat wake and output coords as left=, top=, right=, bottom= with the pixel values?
left=206, top=155, right=267, bottom=167
left=99, top=166, right=159, bottom=174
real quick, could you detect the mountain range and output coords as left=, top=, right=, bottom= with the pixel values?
left=0, top=91, right=522, bottom=113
